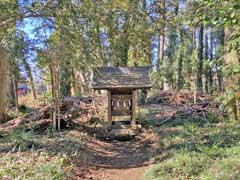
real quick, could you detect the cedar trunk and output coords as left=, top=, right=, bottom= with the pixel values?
left=157, top=0, right=165, bottom=89
left=177, top=29, right=183, bottom=90
left=204, top=26, right=209, bottom=93
left=0, top=47, right=8, bottom=123
left=158, top=0, right=165, bottom=69
left=209, top=27, right=214, bottom=92
left=197, top=26, right=204, bottom=91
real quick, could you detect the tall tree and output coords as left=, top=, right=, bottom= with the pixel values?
left=209, top=27, right=214, bottom=92
left=0, top=47, right=8, bottom=123
left=217, top=28, right=224, bottom=92
left=157, top=0, right=165, bottom=69
left=197, top=26, right=204, bottom=91
left=204, top=26, right=209, bottom=93
left=177, top=29, right=184, bottom=90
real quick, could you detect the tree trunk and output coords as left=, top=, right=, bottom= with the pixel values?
left=0, top=47, right=8, bottom=123
left=204, top=26, right=209, bottom=93
left=80, top=71, right=88, bottom=95
left=96, top=20, right=105, bottom=64
left=9, top=75, right=18, bottom=109
left=209, top=27, right=214, bottom=92
left=224, top=26, right=239, bottom=120
left=22, top=58, right=37, bottom=100
left=49, top=61, right=61, bottom=131
left=192, top=27, right=197, bottom=104
left=177, top=29, right=184, bottom=90
left=197, top=26, right=204, bottom=91
left=121, top=14, right=130, bottom=66
left=12, top=77, right=19, bottom=112
left=224, top=27, right=239, bottom=72
left=217, top=28, right=225, bottom=92
left=168, top=0, right=179, bottom=89
left=158, top=0, right=165, bottom=69
left=60, top=65, right=71, bottom=96
left=157, top=0, right=165, bottom=89
left=70, top=68, right=76, bottom=96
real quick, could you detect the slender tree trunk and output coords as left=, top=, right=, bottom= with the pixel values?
left=197, top=26, right=204, bottom=91
left=217, top=28, right=224, bottom=92
left=192, top=27, right=197, bottom=104
left=224, top=27, right=239, bottom=73
left=0, top=47, right=8, bottom=123
left=158, top=0, right=165, bottom=69
left=60, top=65, right=71, bottom=96
left=108, top=15, right=116, bottom=66
left=12, top=77, right=19, bottom=112
left=224, top=26, right=239, bottom=120
left=22, top=58, right=37, bottom=100
left=157, top=0, right=165, bottom=89
left=121, top=14, right=130, bottom=66
left=209, top=27, right=214, bottom=92
left=204, top=26, right=209, bottom=93
left=168, top=0, right=179, bottom=89
left=177, top=29, right=184, bottom=90
left=96, top=21, right=105, bottom=64
left=9, top=74, right=18, bottom=109
left=74, top=70, right=88, bottom=95
left=80, top=71, right=88, bottom=95
left=49, top=61, right=61, bottom=131
left=79, top=74, right=85, bottom=95
left=70, top=68, right=76, bottom=96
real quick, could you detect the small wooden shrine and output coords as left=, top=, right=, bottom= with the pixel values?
left=92, top=66, right=152, bottom=129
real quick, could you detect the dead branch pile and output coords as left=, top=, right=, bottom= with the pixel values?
left=145, top=91, right=223, bottom=126
left=0, top=96, right=106, bottom=132
left=175, top=104, right=223, bottom=121
left=147, top=90, right=214, bottom=106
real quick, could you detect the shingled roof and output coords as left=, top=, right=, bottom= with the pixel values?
left=92, top=66, right=152, bottom=89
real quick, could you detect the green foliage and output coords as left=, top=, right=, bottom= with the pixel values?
left=0, top=126, right=84, bottom=179
left=45, top=126, right=55, bottom=138
left=145, top=120, right=240, bottom=180
left=19, top=104, right=34, bottom=114
left=200, top=147, right=240, bottom=180
left=6, top=128, right=36, bottom=151
left=138, top=90, right=147, bottom=105
left=46, top=136, right=83, bottom=156
left=197, top=143, right=223, bottom=159
left=0, top=152, right=73, bottom=180
left=146, top=146, right=240, bottom=180
left=145, top=152, right=211, bottom=180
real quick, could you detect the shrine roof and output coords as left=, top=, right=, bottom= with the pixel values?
left=91, top=66, right=152, bottom=90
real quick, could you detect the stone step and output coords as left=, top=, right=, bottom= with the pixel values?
left=106, top=124, right=141, bottom=129
left=109, top=128, right=136, bottom=141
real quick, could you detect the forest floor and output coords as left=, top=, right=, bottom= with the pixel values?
left=73, top=128, right=156, bottom=180
left=1, top=91, right=240, bottom=180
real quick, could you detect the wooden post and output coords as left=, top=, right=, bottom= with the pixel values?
left=108, top=90, right=112, bottom=125
left=131, top=89, right=136, bottom=128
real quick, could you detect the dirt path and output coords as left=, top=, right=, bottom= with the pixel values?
left=72, top=104, right=179, bottom=180
left=74, top=129, right=157, bottom=180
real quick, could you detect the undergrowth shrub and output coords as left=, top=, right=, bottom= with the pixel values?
left=146, top=120, right=240, bottom=180
left=145, top=152, right=211, bottom=180
left=196, top=143, right=223, bottom=159
left=6, top=128, right=37, bottom=151
left=46, top=136, right=82, bottom=156
left=19, top=104, right=34, bottom=113
left=200, top=146, right=240, bottom=180
left=0, top=152, right=73, bottom=180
